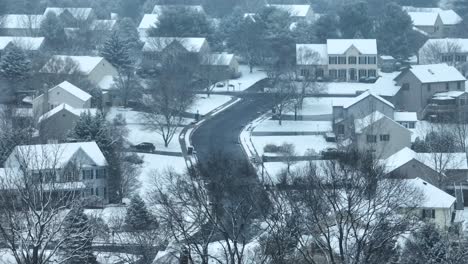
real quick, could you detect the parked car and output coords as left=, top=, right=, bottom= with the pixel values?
left=321, top=148, right=340, bottom=159
left=134, top=142, right=156, bottom=153
left=216, top=82, right=225, bottom=87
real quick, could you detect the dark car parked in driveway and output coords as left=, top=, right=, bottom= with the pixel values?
left=134, top=142, right=156, bottom=153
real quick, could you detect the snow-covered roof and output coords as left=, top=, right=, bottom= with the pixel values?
left=404, top=178, right=455, bottom=208
left=98, top=75, right=116, bottom=91
left=432, top=91, right=466, bottom=100
left=6, top=141, right=107, bottom=170
left=201, top=53, right=235, bottom=66
left=394, top=112, right=418, bottom=122
left=152, top=5, right=205, bottom=14
left=142, top=37, right=207, bottom=53
left=408, top=64, right=466, bottom=83
left=269, top=4, right=312, bottom=17
left=354, top=111, right=388, bottom=133
left=420, top=38, right=468, bottom=53
left=41, top=55, right=106, bottom=75
left=138, top=14, right=159, bottom=29
left=0, top=36, right=44, bottom=50
left=55, top=81, right=92, bottom=101
left=403, top=6, right=462, bottom=26
left=44, top=7, right=94, bottom=20
left=38, top=103, right=97, bottom=123
left=369, top=71, right=401, bottom=97
left=90, top=19, right=116, bottom=30
left=327, top=39, right=377, bottom=55
left=342, top=91, right=395, bottom=109
left=384, top=147, right=468, bottom=173
left=296, top=44, right=328, bottom=65
left=0, top=14, right=44, bottom=29
left=380, top=55, right=395, bottom=60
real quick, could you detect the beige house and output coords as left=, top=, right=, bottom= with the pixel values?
left=200, top=53, right=240, bottom=81
left=403, top=6, right=462, bottom=37
left=3, top=141, right=109, bottom=205
left=353, top=111, right=411, bottom=159
left=297, top=39, right=378, bottom=82
left=40, top=55, right=119, bottom=84
left=0, top=14, right=44, bottom=36
left=394, top=64, right=466, bottom=119
left=32, top=81, right=92, bottom=117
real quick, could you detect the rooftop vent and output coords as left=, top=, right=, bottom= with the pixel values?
left=428, top=69, right=435, bottom=75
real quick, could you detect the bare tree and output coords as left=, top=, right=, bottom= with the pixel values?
left=419, top=39, right=462, bottom=66
left=113, top=68, right=141, bottom=108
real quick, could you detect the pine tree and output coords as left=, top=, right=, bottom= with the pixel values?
left=117, top=18, right=143, bottom=52
left=40, top=12, right=66, bottom=50
left=124, top=194, right=156, bottom=231
left=100, top=31, right=133, bottom=71
left=61, top=205, right=96, bottom=264
left=0, top=45, right=31, bottom=81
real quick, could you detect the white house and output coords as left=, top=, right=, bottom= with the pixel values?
left=152, top=5, right=205, bottom=14
left=297, top=39, right=378, bottom=82
left=32, top=81, right=92, bottom=117
left=403, top=6, right=462, bottom=37
left=40, top=55, right=119, bottom=84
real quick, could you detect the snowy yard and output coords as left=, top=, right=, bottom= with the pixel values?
left=253, top=120, right=332, bottom=133
left=251, top=134, right=336, bottom=156
left=188, top=94, right=233, bottom=115
left=212, top=65, right=267, bottom=92
left=262, top=160, right=330, bottom=184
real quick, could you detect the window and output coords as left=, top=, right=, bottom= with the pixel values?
left=456, top=55, right=467, bottom=62
left=427, top=84, right=431, bottom=92
left=349, top=68, right=357, bottom=81
left=83, top=169, right=93, bottom=180
left=400, top=122, right=409, bottom=128
left=95, top=187, right=99, bottom=197
left=366, top=135, right=377, bottom=143
left=329, top=56, right=337, bottom=64
left=367, top=56, right=377, bottom=64
left=104, top=187, right=107, bottom=199
left=380, top=134, right=390, bottom=141
left=300, top=69, right=310, bottom=77
left=337, top=124, right=344, bottom=135
left=338, top=69, right=347, bottom=80
left=446, top=82, right=450, bottom=90
left=458, top=81, right=462, bottom=90
left=338, top=56, right=346, bottom=64
left=329, top=69, right=338, bottom=79
left=368, top=69, right=376, bottom=77
left=422, top=209, right=435, bottom=219
left=409, top=122, right=415, bottom=129
left=442, top=55, right=453, bottom=62
left=96, top=168, right=106, bottom=179
left=316, top=68, right=324, bottom=78
left=359, top=56, right=367, bottom=64
left=90, top=188, right=94, bottom=196
left=358, top=69, right=367, bottom=80
left=402, top=83, right=410, bottom=91
left=348, top=56, right=357, bottom=64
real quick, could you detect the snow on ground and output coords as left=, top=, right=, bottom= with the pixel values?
left=126, top=124, right=183, bottom=152
left=107, top=107, right=191, bottom=125
left=135, top=153, right=187, bottom=198
left=254, top=120, right=332, bottom=133
left=96, top=252, right=139, bottom=264
left=188, top=94, right=232, bottom=115
left=262, top=160, right=330, bottom=184
left=251, top=135, right=336, bottom=156
left=213, top=65, right=267, bottom=92
left=289, top=97, right=353, bottom=116
left=84, top=206, right=127, bottom=228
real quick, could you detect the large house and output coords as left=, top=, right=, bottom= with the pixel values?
left=403, top=6, right=462, bottom=37
left=418, top=38, right=468, bottom=74
left=296, top=39, right=378, bottom=82
left=0, top=14, right=44, bottom=36
left=2, top=141, right=109, bottom=204
left=32, top=81, right=92, bottom=117
left=200, top=53, right=240, bottom=81
left=40, top=55, right=119, bottom=84
left=393, top=63, right=466, bottom=119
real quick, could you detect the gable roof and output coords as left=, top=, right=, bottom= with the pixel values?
left=343, top=91, right=395, bottom=109
left=296, top=44, right=328, bottom=65
left=0, top=36, right=45, bottom=50
left=152, top=5, right=205, bottom=14
left=38, top=103, right=98, bottom=123
left=41, top=55, right=106, bottom=75
left=0, top=15, right=44, bottom=29
left=407, top=64, right=466, bottom=83
left=6, top=141, right=107, bottom=170
left=404, top=178, right=456, bottom=208
left=403, top=6, right=462, bottom=26
left=354, top=111, right=406, bottom=133
left=394, top=112, right=418, bottom=122
left=44, top=7, right=94, bottom=20
left=138, top=14, right=159, bottom=30
left=407, top=11, right=440, bottom=26
left=327, top=39, right=377, bottom=55
left=53, top=81, right=92, bottom=101
left=420, top=38, right=468, bottom=53
left=90, top=20, right=117, bottom=31
left=142, top=37, right=207, bottom=53
left=269, top=4, right=312, bottom=17
left=201, top=53, right=235, bottom=66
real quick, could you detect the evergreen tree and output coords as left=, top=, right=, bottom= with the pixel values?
left=0, top=45, right=31, bottom=82
left=100, top=31, right=133, bottom=71
left=400, top=224, right=448, bottom=264
left=61, top=205, right=96, bottom=264
left=314, top=14, right=340, bottom=42
left=117, top=18, right=143, bottom=52
left=124, top=194, right=156, bottom=231
left=118, top=0, right=141, bottom=20
left=338, top=2, right=373, bottom=38
left=376, top=3, right=414, bottom=59
left=40, top=12, right=66, bottom=50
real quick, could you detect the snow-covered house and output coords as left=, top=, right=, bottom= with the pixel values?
left=0, top=36, right=45, bottom=56
left=43, top=7, right=96, bottom=26
left=38, top=103, right=98, bottom=141
left=0, top=14, right=44, bottom=36
left=296, top=39, right=378, bottom=82
left=402, top=178, right=461, bottom=230
left=152, top=4, right=205, bottom=15
left=200, top=53, right=240, bottom=80
left=32, top=81, right=92, bottom=117
left=40, top=55, right=118, bottom=84
left=269, top=4, right=315, bottom=21
left=2, top=141, right=109, bottom=204
left=403, top=6, right=462, bottom=37
left=353, top=111, right=411, bottom=159
left=418, top=38, right=468, bottom=73
left=393, top=64, right=466, bottom=119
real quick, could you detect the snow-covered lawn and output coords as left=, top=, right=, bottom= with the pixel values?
left=107, top=107, right=191, bottom=125
left=262, top=160, right=330, bottom=184
left=288, top=97, right=359, bottom=116
left=126, top=124, right=183, bottom=152
left=135, top=153, right=187, bottom=198
left=251, top=135, right=336, bottom=156
left=254, top=120, right=332, bottom=133
left=213, top=65, right=267, bottom=92
left=188, top=94, right=233, bottom=115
